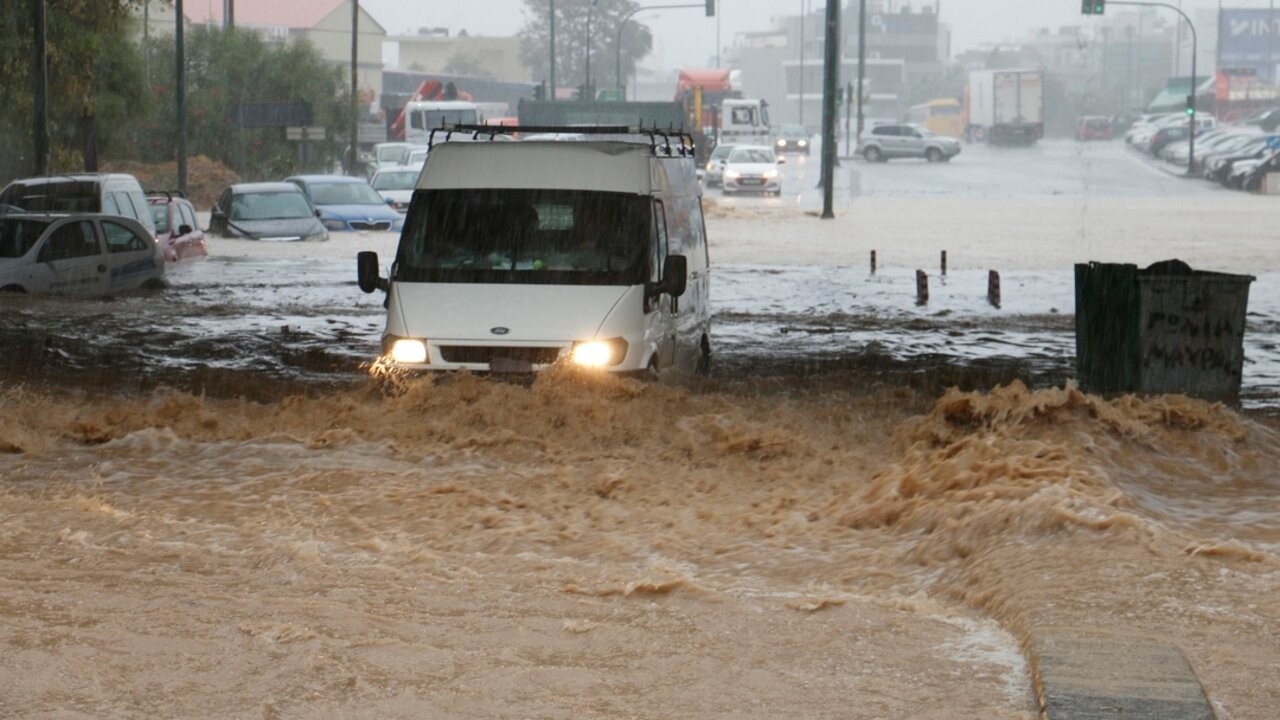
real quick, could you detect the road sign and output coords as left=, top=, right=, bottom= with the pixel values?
left=286, top=126, right=326, bottom=141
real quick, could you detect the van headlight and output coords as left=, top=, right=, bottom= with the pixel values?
left=387, top=337, right=427, bottom=364
left=571, top=338, right=628, bottom=368
left=798, top=140, right=808, bottom=146
left=724, top=170, right=741, bottom=180
left=763, top=169, right=779, bottom=178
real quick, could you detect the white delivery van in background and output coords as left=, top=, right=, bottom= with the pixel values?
left=357, top=126, right=711, bottom=377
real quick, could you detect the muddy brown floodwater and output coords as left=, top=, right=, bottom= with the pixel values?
left=3, top=181, right=1280, bottom=718
left=2, top=372, right=1277, bottom=719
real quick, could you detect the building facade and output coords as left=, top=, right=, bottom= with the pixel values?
left=732, top=1, right=949, bottom=129
left=393, top=31, right=531, bottom=83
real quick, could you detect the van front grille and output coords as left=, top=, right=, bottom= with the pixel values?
left=438, top=345, right=563, bottom=365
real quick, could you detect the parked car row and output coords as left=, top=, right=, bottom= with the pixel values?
left=1125, top=109, right=1280, bottom=193
left=0, top=166, right=413, bottom=295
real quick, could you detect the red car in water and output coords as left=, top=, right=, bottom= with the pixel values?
left=147, top=192, right=207, bottom=262
left=1076, top=116, right=1114, bottom=141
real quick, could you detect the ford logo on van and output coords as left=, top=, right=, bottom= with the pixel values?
left=490, top=326, right=510, bottom=335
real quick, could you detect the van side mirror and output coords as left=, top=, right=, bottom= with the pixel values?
left=357, top=250, right=388, bottom=293
left=211, top=206, right=224, bottom=218
left=315, top=209, right=323, bottom=218
left=178, top=224, right=193, bottom=235
left=656, top=254, right=687, bottom=298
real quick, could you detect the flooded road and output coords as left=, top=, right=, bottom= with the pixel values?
left=2, top=140, right=1279, bottom=718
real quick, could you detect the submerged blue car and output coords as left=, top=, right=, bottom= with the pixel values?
left=285, top=175, right=403, bottom=232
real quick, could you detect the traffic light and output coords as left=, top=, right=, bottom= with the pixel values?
left=1185, top=94, right=1196, bottom=117
left=1081, top=0, right=1105, bottom=14
left=706, top=0, right=715, bottom=16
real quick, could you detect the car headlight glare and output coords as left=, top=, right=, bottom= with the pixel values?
left=322, top=219, right=346, bottom=231
left=389, top=338, right=427, bottom=364
left=571, top=338, right=627, bottom=368
left=798, top=140, right=808, bottom=146
left=724, top=170, right=741, bottom=180
left=763, top=169, right=779, bottom=179
left=776, top=139, right=785, bottom=146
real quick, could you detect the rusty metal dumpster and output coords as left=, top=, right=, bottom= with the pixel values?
left=1075, top=260, right=1254, bottom=402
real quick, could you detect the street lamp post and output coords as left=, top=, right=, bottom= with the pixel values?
left=1105, top=2, right=1198, bottom=172
left=550, top=0, right=557, bottom=102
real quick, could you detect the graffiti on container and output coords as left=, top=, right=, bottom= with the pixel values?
left=1141, top=309, right=1239, bottom=376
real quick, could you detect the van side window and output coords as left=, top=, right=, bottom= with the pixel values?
left=38, top=221, right=99, bottom=262
left=102, top=220, right=149, bottom=253
left=650, top=200, right=667, bottom=283
left=102, top=193, right=120, bottom=214
left=126, top=192, right=150, bottom=225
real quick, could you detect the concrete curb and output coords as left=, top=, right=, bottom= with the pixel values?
left=1033, top=631, right=1215, bottom=720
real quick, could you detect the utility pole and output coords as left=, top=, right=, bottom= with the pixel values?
left=820, top=0, right=840, bottom=219
left=798, top=0, right=804, bottom=125
left=550, top=0, right=557, bottom=102
left=1092, top=2, right=1199, bottom=171
left=349, top=0, right=359, bottom=176
left=176, top=0, right=187, bottom=195
left=856, top=0, right=867, bottom=140
left=225, top=0, right=234, bottom=29
left=1270, top=0, right=1276, bottom=83
left=31, top=0, right=48, bottom=176
left=586, top=0, right=599, bottom=100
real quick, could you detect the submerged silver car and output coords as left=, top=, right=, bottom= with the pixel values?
left=0, top=213, right=165, bottom=295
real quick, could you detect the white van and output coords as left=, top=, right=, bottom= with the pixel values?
left=0, top=173, right=157, bottom=237
left=357, top=127, right=711, bottom=377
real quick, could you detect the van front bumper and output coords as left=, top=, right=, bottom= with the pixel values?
left=379, top=335, right=647, bottom=374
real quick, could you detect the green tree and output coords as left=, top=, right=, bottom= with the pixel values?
left=0, top=0, right=145, bottom=179
left=518, top=0, right=653, bottom=94
left=139, top=25, right=349, bottom=180
left=443, top=51, right=493, bottom=79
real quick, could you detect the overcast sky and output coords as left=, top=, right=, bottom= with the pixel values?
left=363, top=0, right=1228, bottom=70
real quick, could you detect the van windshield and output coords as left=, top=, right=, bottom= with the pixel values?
left=395, top=188, right=650, bottom=286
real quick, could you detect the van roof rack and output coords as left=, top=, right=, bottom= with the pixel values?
left=428, top=123, right=696, bottom=158
left=145, top=189, right=188, bottom=199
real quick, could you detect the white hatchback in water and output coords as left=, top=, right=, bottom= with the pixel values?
left=721, top=145, right=784, bottom=196
left=0, top=213, right=165, bottom=295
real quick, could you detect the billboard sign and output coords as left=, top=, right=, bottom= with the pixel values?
left=1219, top=9, right=1280, bottom=80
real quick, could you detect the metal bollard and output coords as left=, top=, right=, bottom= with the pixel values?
left=916, top=269, right=928, bottom=305
left=941, top=250, right=947, bottom=276
left=988, top=269, right=1001, bottom=308
left=870, top=249, right=877, bottom=275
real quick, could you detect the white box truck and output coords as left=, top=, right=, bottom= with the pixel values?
left=966, top=69, right=1044, bottom=146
